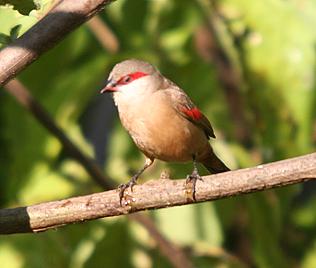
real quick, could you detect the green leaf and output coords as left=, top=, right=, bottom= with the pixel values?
left=0, top=24, right=21, bottom=45
left=0, top=0, right=38, bottom=15
left=0, top=33, right=10, bottom=45
left=9, top=24, right=21, bottom=39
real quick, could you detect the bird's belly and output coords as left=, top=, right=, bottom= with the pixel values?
left=121, top=106, right=208, bottom=162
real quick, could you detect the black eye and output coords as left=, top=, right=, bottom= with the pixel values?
left=123, top=76, right=131, bottom=83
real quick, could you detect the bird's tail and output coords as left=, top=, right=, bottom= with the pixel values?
left=200, top=151, right=230, bottom=174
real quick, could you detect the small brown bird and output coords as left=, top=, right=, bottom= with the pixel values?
left=101, top=59, right=229, bottom=202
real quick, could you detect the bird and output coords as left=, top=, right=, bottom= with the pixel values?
left=101, top=59, right=230, bottom=203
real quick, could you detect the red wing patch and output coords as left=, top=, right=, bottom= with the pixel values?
left=182, top=107, right=202, bottom=120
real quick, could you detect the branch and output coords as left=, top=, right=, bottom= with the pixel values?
left=86, top=15, right=119, bottom=53
left=1, top=153, right=315, bottom=234
left=0, top=0, right=114, bottom=86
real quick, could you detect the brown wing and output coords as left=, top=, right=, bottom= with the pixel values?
left=162, top=78, right=216, bottom=139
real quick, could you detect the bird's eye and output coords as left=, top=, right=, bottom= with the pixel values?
left=123, top=76, right=131, bottom=83
left=117, top=75, right=131, bottom=85
left=117, top=72, right=148, bottom=86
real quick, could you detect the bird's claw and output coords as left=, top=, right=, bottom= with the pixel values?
left=118, top=176, right=138, bottom=205
left=186, top=171, right=203, bottom=183
left=185, top=170, right=202, bottom=201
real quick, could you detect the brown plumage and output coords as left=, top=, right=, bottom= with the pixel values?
left=101, top=59, right=229, bottom=203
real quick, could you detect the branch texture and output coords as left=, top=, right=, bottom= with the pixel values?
left=1, top=153, right=315, bottom=234
left=0, top=0, right=114, bottom=86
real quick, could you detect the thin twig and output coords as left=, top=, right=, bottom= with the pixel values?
left=1, top=152, right=315, bottom=235
left=86, top=15, right=119, bottom=53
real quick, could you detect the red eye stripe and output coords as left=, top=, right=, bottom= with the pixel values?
left=129, top=72, right=148, bottom=80
left=117, top=72, right=148, bottom=85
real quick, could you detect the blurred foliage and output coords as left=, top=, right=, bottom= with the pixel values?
left=0, top=0, right=316, bottom=267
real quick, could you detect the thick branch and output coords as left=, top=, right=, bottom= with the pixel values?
left=1, top=153, right=315, bottom=234
left=0, top=0, right=114, bottom=86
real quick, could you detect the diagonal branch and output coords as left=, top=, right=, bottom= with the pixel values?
left=0, top=0, right=114, bottom=86
left=1, top=152, right=315, bottom=235
left=86, top=15, right=119, bottom=53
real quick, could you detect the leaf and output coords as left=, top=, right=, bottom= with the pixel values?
left=0, top=24, right=21, bottom=46
left=0, top=0, right=38, bottom=15
left=9, top=24, right=21, bottom=39
left=0, top=33, right=10, bottom=45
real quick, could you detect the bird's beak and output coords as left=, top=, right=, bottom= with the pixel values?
left=100, top=79, right=117, bottom=93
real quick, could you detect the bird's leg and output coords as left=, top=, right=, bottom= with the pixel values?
left=186, top=155, right=203, bottom=200
left=119, top=157, right=154, bottom=205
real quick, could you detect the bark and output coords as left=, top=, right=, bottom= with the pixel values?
left=1, top=152, right=315, bottom=235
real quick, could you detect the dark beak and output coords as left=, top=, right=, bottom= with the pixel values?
left=100, top=79, right=117, bottom=93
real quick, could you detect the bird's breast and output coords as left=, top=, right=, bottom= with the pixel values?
left=116, top=91, right=209, bottom=162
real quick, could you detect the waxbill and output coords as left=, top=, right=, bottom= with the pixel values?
left=101, top=59, right=229, bottom=202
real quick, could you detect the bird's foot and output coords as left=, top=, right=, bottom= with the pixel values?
left=185, top=170, right=203, bottom=201
left=118, top=175, right=138, bottom=206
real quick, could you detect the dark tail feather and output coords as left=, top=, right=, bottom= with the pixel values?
left=201, top=152, right=230, bottom=174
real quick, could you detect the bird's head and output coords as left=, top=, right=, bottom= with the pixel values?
left=101, top=59, right=162, bottom=98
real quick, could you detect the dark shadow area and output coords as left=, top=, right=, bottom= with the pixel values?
left=80, top=87, right=116, bottom=167
left=0, top=206, right=32, bottom=234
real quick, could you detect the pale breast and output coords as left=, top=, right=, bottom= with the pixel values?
left=116, top=91, right=209, bottom=162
